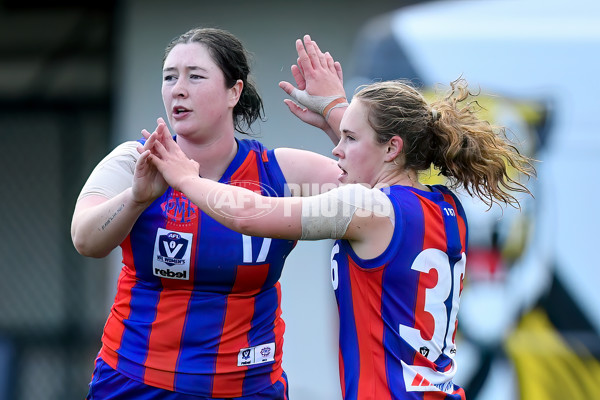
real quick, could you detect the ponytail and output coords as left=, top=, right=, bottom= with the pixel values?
left=354, top=78, right=535, bottom=209
left=428, top=78, right=535, bottom=208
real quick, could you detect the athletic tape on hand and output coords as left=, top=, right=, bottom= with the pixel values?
left=290, top=88, right=346, bottom=117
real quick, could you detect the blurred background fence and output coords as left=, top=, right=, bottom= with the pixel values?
left=0, top=2, right=114, bottom=399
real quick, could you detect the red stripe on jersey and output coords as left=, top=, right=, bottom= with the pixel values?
left=230, top=150, right=260, bottom=191
left=414, top=267, right=438, bottom=342
left=212, top=263, right=270, bottom=397
left=413, top=194, right=448, bottom=369
left=121, top=233, right=136, bottom=271
left=102, top=235, right=135, bottom=354
left=348, top=257, right=392, bottom=400
left=261, top=149, right=269, bottom=162
left=412, top=351, right=437, bottom=369
left=142, top=289, right=193, bottom=390
left=143, top=201, right=199, bottom=389
left=269, top=282, right=284, bottom=385
left=415, top=194, right=447, bottom=251
left=442, top=193, right=467, bottom=253
left=100, top=346, right=120, bottom=369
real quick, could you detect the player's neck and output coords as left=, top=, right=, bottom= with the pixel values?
left=177, top=132, right=238, bottom=181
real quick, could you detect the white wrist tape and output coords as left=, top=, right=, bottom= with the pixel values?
left=300, top=184, right=395, bottom=240
left=78, top=141, right=140, bottom=200
left=289, top=88, right=347, bottom=119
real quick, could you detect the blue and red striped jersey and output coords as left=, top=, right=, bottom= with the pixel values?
left=330, top=185, right=468, bottom=400
left=100, top=138, right=295, bottom=397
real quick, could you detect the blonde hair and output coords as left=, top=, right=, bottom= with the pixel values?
left=354, top=78, right=535, bottom=209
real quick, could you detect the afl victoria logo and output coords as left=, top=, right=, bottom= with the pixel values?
left=158, top=232, right=188, bottom=266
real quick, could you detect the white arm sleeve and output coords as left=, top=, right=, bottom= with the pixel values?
left=300, top=184, right=395, bottom=240
left=77, top=141, right=141, bottom=201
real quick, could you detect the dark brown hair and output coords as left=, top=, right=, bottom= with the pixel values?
left=164, top=27, right=264, bottom=134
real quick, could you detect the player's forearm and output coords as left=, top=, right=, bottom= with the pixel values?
left=71, top=188, right=151, bottom=258
left=322, top=124, right=340, bottom=145
left=178, top=176, right=301, bottom=239
left=325, top=106, right=346, bottom=143
left=177, top=176, right=257, bottom=231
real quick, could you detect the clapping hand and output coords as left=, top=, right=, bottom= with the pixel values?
left=280, top=35, right=346, bottom=131
left=141, top=118, right=200, bottom=193
left=131, top=118, right=172, bottom=204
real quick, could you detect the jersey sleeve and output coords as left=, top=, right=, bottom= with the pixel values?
left=77, top=140, right=140, bottom=201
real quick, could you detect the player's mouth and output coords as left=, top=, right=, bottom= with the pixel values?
left=172, top=106, right=191, bottom=119
left=338, top=164, right=348, bottom=180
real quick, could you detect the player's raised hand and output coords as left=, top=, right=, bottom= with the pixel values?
left=279, top=35, right=346, bottom=119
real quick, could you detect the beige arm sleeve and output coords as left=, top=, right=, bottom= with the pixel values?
left=77, top=141, right=141, bottom=201
left=300, top=184, right=395, bottom=240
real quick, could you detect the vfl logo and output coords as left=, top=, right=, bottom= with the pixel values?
left=157, top=232, right=188, bottom=266
left=260, top=347, right=271, bottom=357
left=153, top=228, right=193, bottom=280
left=420, top=346, right=430, bottom=358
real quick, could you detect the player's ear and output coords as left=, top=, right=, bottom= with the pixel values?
left=384, top=136, right=403, bottom=162
left=228, top=79, right=243, bottom=107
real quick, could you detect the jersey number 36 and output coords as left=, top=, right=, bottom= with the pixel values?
left=330, top=245, right=465, bottom=362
